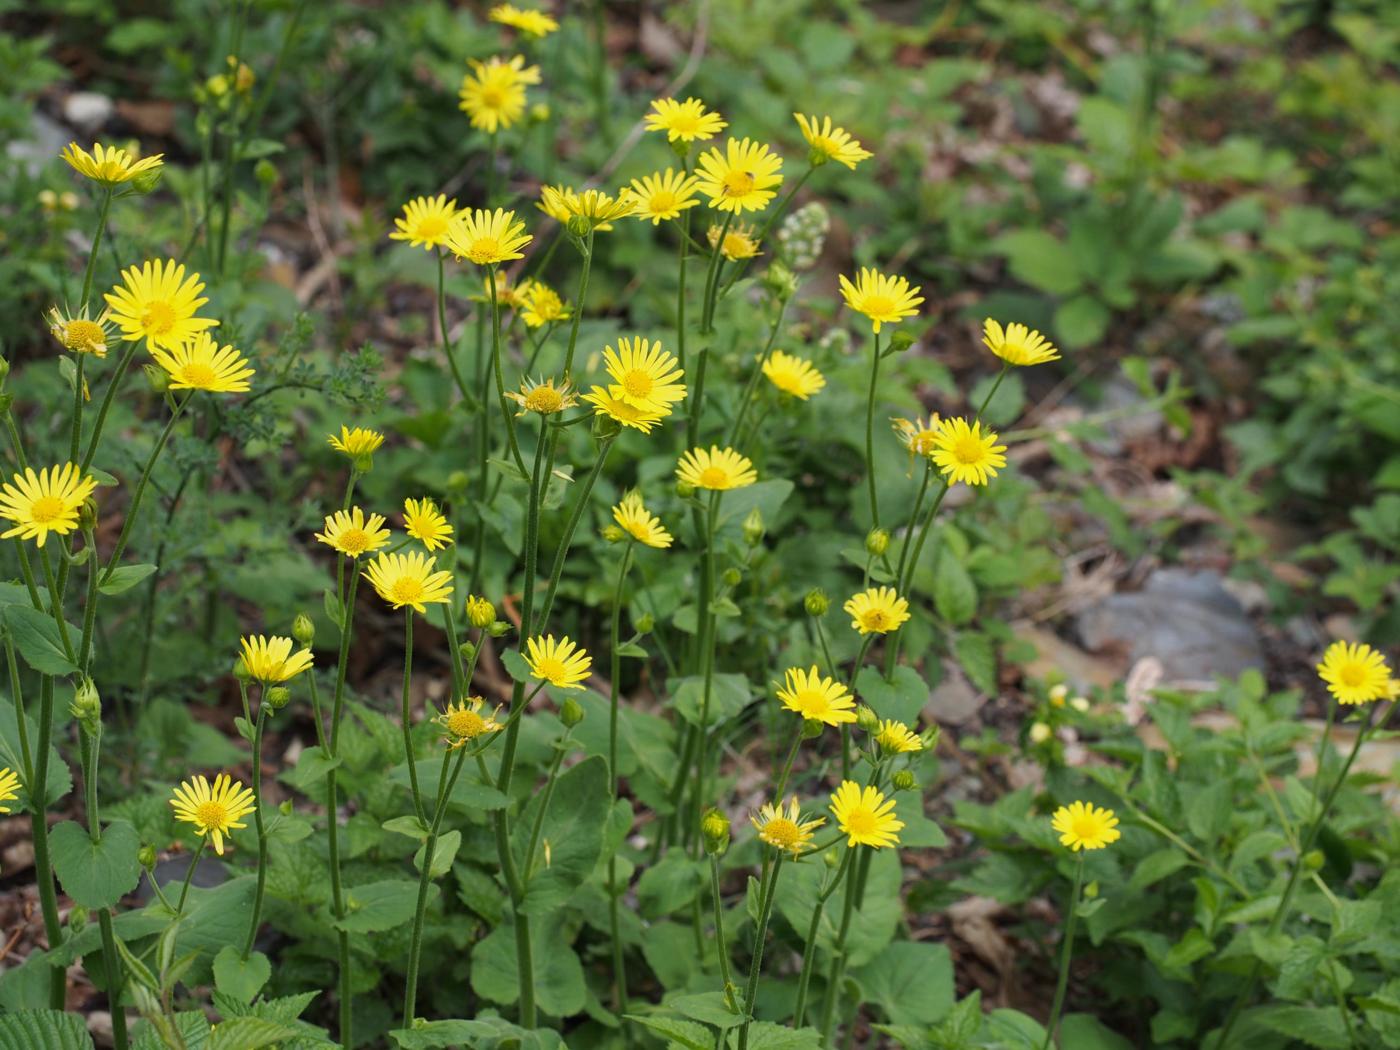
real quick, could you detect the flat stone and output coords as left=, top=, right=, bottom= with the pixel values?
left=925, top=665, right=982, bottom=726
left=63, top=91, right=113, bottom=131
left=7, top=112, right=69, bottom=176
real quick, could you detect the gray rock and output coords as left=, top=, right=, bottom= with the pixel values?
left=63, top=91, right=113, bottom=132
left=1075, top=568, right=1264, bottom=682
left=925, top=665, right=982, bottom=725
left=7, top=111, right=69, bottom=176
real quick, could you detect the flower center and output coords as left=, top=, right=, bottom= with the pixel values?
left=29, top=495, right=66, bottom=524
left=180, top=362, right=218, bottom=388
left=761, top=818, right=802, bottom=851
left=446, top=709, right=487, bottom=738
left=338, top=528, right=369, bottom=554
left=536, top=658, right=567, bottom=681
left=861, top=294, right=895, bottom=319
left=844, top=809, right=876, bottom=836
left=480, top=85, right=507, bottom=108
left=525, top=386, right=564, bottom=413
left=795, top=690, right=829, bottom=717
left=196, top=800, right=228, bottom=829
left=861, top=609, right=890, bottom=631
left=722, top=170, right=756, bottom=197
left=141, top=300, right=177, bottom=336
left=1339, top=664, right=1367, bottom=688
left=468, top=238, right=501, bottom=263
left=391, top=577, right=424, bottom=605
left=63, top=320, right=106, bottom=350
left=1072, top=817, right=1099, bottom=842
left=650, top=191, right=676, bottom=213
left=417, top=215, right=448, bottom=240
left=672, top=115, right=700, bottom=134
left=699, top=466, right=729, bottom=488
left=953, top=436, right=984, bottom=465
left=622, top=370, right=653, bottom=398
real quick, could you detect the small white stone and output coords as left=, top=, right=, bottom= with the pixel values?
left=64, top=92, right=114, bottom=132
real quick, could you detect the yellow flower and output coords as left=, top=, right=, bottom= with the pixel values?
left=389, top=195, right=459, bottom=250
left=696, top=138, right=785, bottom=214
left=776, top=666, right=855, bottom=726
left=150, top=332, right=254, bottom=393
left=328, top=426, right=385, bottom=459
left=0, top=767, right=20, bottom=814
left=435, top=696, right=504, bottom=749
left=982, top=319, right=1060, bottom=367
left=403, top=497, right=454, bottom=551
left=458, top=54, right=540, bottom=133
left=446, top=207, right=532, bottom=266
left=875, top=719, right=923, bottom=754
left=892, top=414, right=943, bottom=459
left=169, top=773, right=256, bottom=855
left=104, top=259, right=218, bottom=351
left=540, top=186, right=635, bottom=232
left=931, top=417, right=1007, bottom=487
left=838, top=267, right=924, bottom=333
left=488, top=3, right=559, bottom=38
left=676, top=446, right=757, bottom=491
left=707, top=222, right=761, bottom=260
left=603, top=337, right=687, bottom=416
left=628, top=169, right=702, bottom=224
left=582, top=386, right=667, bottom=433
left=843, top=587, right=910, bottom=635
left=524, top=635, right=592, bottom=690
left=793, top=113, right=872, bottom=169
left=830, top=780, right=903, bottom=849
left=520, top=282, right=570, bottom=328
left=61, top=141, right=163, bottom=187
left=1051, top=800, right=1121, bottom=852
left=750, top=797, right=824, bottom=857
left=536, top=184, right=580, bottom=224
left=315, top=507, right=391, bottom=558
left=762, top=350, right=825, bottom=400
left=644, top=97, right=727, bottom=143
left=364, top=551, right=455, bottom=614
left=612, top=491, right=672, bottom=549
left=47, top=306, right=113, bottom=358
left=238, top=635, right=314, bottom=683
left=0, top=464, right=98, bottom=548
left=466, top=594, right=496, bottom=629
left=1317, top=641, right=1393, bottom=705
left=506, top=376, right=577, bottom=416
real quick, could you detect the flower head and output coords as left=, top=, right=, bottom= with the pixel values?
left=150, top=332, right=254, bottom=393
left=446, top=208, right=532, bottom=266
left=762, top=350, right=825, bottom=400
left=793, top=113, right=871, bottom=169
left=708, top=222, right=761, bottom=261
left=875, top=719, right=923, bottom=754
left=169, top=773, right=255, bottom=855
left=751, top=797, right=824, bottom=857
left=0, top=464, right=98, bottom=548
left=1051, top=800, right=1121, bottom=851
left=603, top=337, right=686, bottom=415
left=435, top=696, right=504, bottom=749
left=676, top=446, right=757, bottom=491
left=520, top=282, right=570, bottom=328
left=104, top=259, right=218, bottom=351
left=839, top=268, right=923, bottom=333
left=390, top=195, right=459, bottom=250
left=0, top=767, right=20, bottom=814
left=644, top=97, right=727, bottom=143
left=931, top=417, right=1007, bottom=487
left=539, top=186, right=635, bottom=232
left=458, top=54, right=540, bottom=133
left=364, top=552, right=454, bottom=614
left=466, top=594, right=496, bottom=629
left=328, top=425, right=385, bottom=460
left=488, top=3, right=558, bottom=37
left=403, top=497, right=454, bottom=551
left=239, top=635, right=314, bottom=683
left=1317, top=641, right=1392, bottom=705
left=777, top=666, right=855, bottom=726
left=315, top=506, right=391, bottom=558
left=982, top=318, right=1061, bottom=367
left=628, top=169, right=702, bottom=224
left=843, top=587, right=910, bottom=635
left=695, top=138, right=784, bottom=214
left=582, top=386, right=667, bottom=432
left=47, top=306, right=113, bottom=358
left=892, top=414, right=943, bottom=459
left=62, top=141, right=163, bottom=187
left=523, top=635, right=591, bottom=690
left=612, top=491, right=672, bottom=549
left=830, top=780, right=903, bottom=849
left=507, top=376, right=577, bottom=416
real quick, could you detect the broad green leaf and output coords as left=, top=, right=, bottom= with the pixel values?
left=414, top=829, right=461, bottom=878
left=279, top=745, right=342, bottom=794
left=993, top=230, right=1083, bottom=295
left=1255, top=1005, right=1352, bottom=1049
left=0, top=1010, right=94, bottom=1050
left=673, top=673, right=750, bottom=729
left=934, top=554, right=977, bottom=626
left=3, top=605, right=77, bottom=675
left=97, top=563, right=157, bottom=596
left=663, top=991, right=746, bottom=1028
left=952, top=632, right=997, bottom=695
left=745, top=1022, right=824, bottom=1049
left=1058, top=1015, right=1133, bottom=1049
left=335, top=879, right=433, bottom=934
left=1053, top=295, right=1110, bottom=349
left=855, top=941, right=954, bottom=1025
left=625, top=1016, right=714, bottom=1050
left=1128, top=848, right=1191, bottom=892
left=211, top=946, right=270, bottom=1005
left=49, top=819, right=141, bottom=909
left=390, top=1018, right=565, bottom=1049
left=208, top=1016, right=306, bottom=1050
left=637, top=851, right=705, bottom=918
left=512, top=755, right=609, bottom=915
left=470, top=912, right=585, bottom=1016
left=853, top=665, right=928, bottom=725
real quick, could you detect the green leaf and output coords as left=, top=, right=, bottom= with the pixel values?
left=1053, top=295, right=1110, bottom=349
left=97, top=563, right=157, bottom=596
left=1058, top=1015, right=1133, bottom=1049
left=49, top=820, right=142, bottom=909
left=616, top=640, right=648, bottom=659
left=512, top=756, right=609, bottom=915
left=471, top=912, right=585, bottom=1016
left=1128, top=848, right=1191, bottom=892
left=745, top=1023, right=824, bottom=1049
left=3, top=605, right=77, bottom=676
left=208, top=1016, right=306, bottom=1050
left=212, top=946, right=270, bottom=1005
left=1256, top=1005, right=1352, bottom=1049
left=414, top=830, right=461, bottom=878
left=855, top=941, right=954, bottom=1025
left=390, top=1019, right=565, bottom=1049
left=625, top=1016, right=715, bottom=1050
left=853, top=666, right=928, bottom=725
left=952, top=632, right=997, bottom=695
left=637, top=851, right=706, bottom=918
left=673, top=673, right=750, bottom=729
left=0, top=1010, right=94, bottom=1050
left=279, top=746, right=342, bottom=795
left=501, top=649, right=530, bottom=682
left=382, top=815, right=430, bottom=840
left=934, top=555, right=977, bottom=626
left=664, top=991, right=746, bottom=1028
left=335, top=879, right=433, bottom=934
left=993, top=230, right=1083, bottom=295
left=322, top=588, right=343, bottom=630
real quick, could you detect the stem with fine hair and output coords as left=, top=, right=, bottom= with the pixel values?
left=30, top=675, right=65, bottom=1007
left=726, top=296, right=789, bottom=446
left=486, top=266, right=527, bottom=475
left=325, top=565, right=360, bottom=1049
left=77, top=186, right=115, bottom=314
left=1040, top=855, right=1086, bottom=1050
left=793, top=847, right=854, bottom=1028
left=437, top=250, right=475, bottom=409
left=79, top=340, right=141, bottom=472
left=607, top=540, right=636, bottom=1017
left=819, top=846, right=867, bottom=1043
left=737, top=853, right=785, bottom=1050
left=535, top=432, right=618, bottom=628
left=401, top=609, right=426, bottom=824
left=79, top=726, right=130, bottom=1050
left=242, top=696, right=269, bottom=958
left=100, top=394, right=191, bottom=584
left=709, top=854, right=736, bottom=1003
left=863, top=331, right=883, bottom=531
left=689, top=491, right=720, bottom=851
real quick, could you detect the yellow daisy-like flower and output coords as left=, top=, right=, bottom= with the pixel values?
left=676, top=446, right=757, bottom=491
left=541, top=186, right=635, bottom=232
left=628, top=169, right=702, bottom=225
left=403, top=497, right=454, bottom=552
left=707, top=222, right=761, bottom=261
left=982, top=318, right=1061, bottom=367
left=0, top=767, right=20, bottom=814
left=762, top=350, right=825, bottom=399
left=612, top=491, right=673, bottom=549
left=1051, top=800, right=1121, bottom=852
left=875, top=719, right=923, bottom=754
left=582, top=386, right=667, bottom=433
left=104, top=259, right=218, bottom=351
left=523, top=635, right=592, bottom=690
left=603, top=337, right=687, bottom=415
left=843, top=587, right=911, bottom=635
left=445, top=207, right=532, bottom=267
left=435, top=696, right=504, bottom=749
left=838, top=267, right=924, bottom=334
left=458, top=54, right=540, bottom=133
left=751, top=797, right=825, bottom=857
left=520, top=282, right=570, bottom=328
left=695, top=138, right=785, bottom=214
left=891, top=414, right=943, bottom=459
left=644, top=97, right=727, bottom=143
left=328, top=425, right=385, bottom=459
left=830, top=780, right=903, bottom=850
left=47, top=306, right=113, bottom=358
left=931, top=417, right=1007, bottom=487
left=389, top=195, right=459, bottom=250
left=238, top=635, right=314, bottom=684
left=1317, top=641, right=1393, bottom=705
left=506, top=376, right=577, bottom=416
left=0, top=463, right=98, bottom=548
left=169, top=773, right=256, bottom=855
left=315, top=506, right=391, bottom=558
left=61, top=141, right=163, bottom=187
left=364, top=552, right=454, bottom=614
left=536, top=184, right=580, bottom=225
left=488, top=3, right=559, bottom=38
left=150, top=332, right=254, bottom=394
left=793, top=113, right=872, bottom=170
left=465, top=594, right=496, bottom=629
left=776, top=666, right=856, bottom=726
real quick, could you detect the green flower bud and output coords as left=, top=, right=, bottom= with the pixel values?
left=143, top=363, right=170, bottom=393
left=138, top=845, right=157, bottom=870
left=865, top=528, right=889, bottom=557
left=447, top=470, right=471, bottom=493
left=458, top=640, right=477, bottom=664
left=487, top=620, right=510, bottom=638
left=801, top=717, right=825, bottom=740
left=804, top=588, right=829, bottom=617
left=292, top=613, right=315, bottom=646
left=253, top=158, right=278, bottom=187
left=560, top=697, right=585, bottom=728
left=567, top=214, right=593, bottom=238
left=603, top=524, right=627, bottom=543
left=855, top=705, right=880, bottom=733
left=892, top=770, right=918, bottom=792
left=722, top=567, right=742, bottom=588
left=1084, top=880, right=1100, bottom=899
left=78, top=498, right=98, bottom=532
left=762, top=262, right=799, bottom=301
left=0, top=356, right=11, bottom=383
left=1303, top=850, right=1325, bottom=871
left=635, top=613, right=655, bottom=635
left=466, top=595, right=495, bottom=630
left=265, top=686, right=291, bottom=710
left=68, top=905, right=89, bottom=933
left=808, top=145, right=831, bottom=168
left=743, top=507, right=765, bottom=546
left=279, top=799, right=294, bottom=815
left=675, top=479, right=696, bottom=499
left=352, top=451, right=375, bottom=474
left=593, top=411, right=622, bottom=440
left=823, top=848, right=841, bottom=869
left=129, top=168, right=163, bottom=196
left=886, top=330, right=916, bottom=355
left=701, top=807, right=730, bottom=855
left=0, top=393, right=13, bottom=417
left=70, top=677, right=101, bottom=736
left=921, top=725, right=941, bottom=751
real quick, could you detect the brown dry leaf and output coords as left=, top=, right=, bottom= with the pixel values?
left=115, top=99, right=176, bottom=136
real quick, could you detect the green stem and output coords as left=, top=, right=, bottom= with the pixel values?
left=726, top=297, right=789, bottom=447
left=793, top=848, right=854, bottom=1028
left=401, top=610, right=426, bottom=823
left=690, top=492, right=720, bottom=851
left=535, top=433, right=618, bottom=628
left=174, top=838, right=207, bottom=915
left=78, top=187, right=115, bottom=314
left=486, top=266, right=527, bottom=476
left=709, top=854, right=736, bottom=1002
left=523, top=731, right=571, bottom=880
left=719, top=166, right=813, bottom=297
left=438, top=250, right=476, bottom=409
left=675, top=210, right=690, bottom=376
left=101, top=395, right=190, bottom=584
left=864, top=331, right=882, bottom=531
left=78, top=340, right=141, bottom=473
left=561, top=230, right=595, bottom=381
left=79, top=728, right=129, bottom=1049
left=772, top=720, right=804, bottom=801
left=31, top=676, right=64, bottom=1007
left=699, top=213, right=734, bottom=336
left=737, top=854, right=785, bottom=1050
left=38, top=547, right=75, bottom=662
left=1040, top=855, right=1086, bottom=1050
left=605, top=538, right=637, bottom=1012
left=325, top=566, right=360, bottom=1049
left=819, top=847, right=864, bottom=1044
left=70, top=355, right=86, bottom=465
left=242, top=700, right=269, bottom=958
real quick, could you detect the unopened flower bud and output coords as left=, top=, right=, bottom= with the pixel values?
left=487, top=620, right=510, bottom=638
left=801, top=717, right=825, bottom=740
left=560, top=697, right=585, bottom=728
left=865, top=528, right=889, bottom=557
left=68, top=906, right=89, bottom=933
left=921, top=725, right=941, bottom=750
left=892, top=770, right=918, bottom=792
left=886, top=330, right=917, bottom=356
left=138, top=845, right=157, bottom=869
left=1029, top=722, right=1051, bottom=744
left=603, top=524, right=627, bottom=543
left=530, top=102, right=550, bottom=123
left=292, top=613, right=315, bottom=646
left=1048, top=684, right=1069, bottom=705
left=722, top=567, right=742, bottom=588
left=265, top=686, right=291, bottom=710
left=743, top=507, right=765, bottom=546
left=804, top=589, right=829, bottom=617
left=279, top=799, right=293, bottom=815
left=823, top=848, right=840, bottom=869
left=1070, top=696, right=1090, bottom=713
left=0, top=357, right=9, bottom=384
left=566, top=214, right=592, bottom=238
left=78, top=498, right=98, bottom=531
left=447, top=470, right=470, bottom=493
left=762, top=262, right=799, bottom=301
left=675, top=479, right=696, bottom=499
left=855, top=705, right=879, bottom=733
left=129, top=169, right=163, bottom=196
left=593, top=411, right=621, bottom=439
left=70, top=677, right=101, bottom=736
left=253, top=158, right=278, bottom=187
left=1084, top=880, right=1100, bottom=900
left=458, top=640, right=477, bottom=664
left=143, top=364, right=170, bottom=393
left=465, top=595, right=495, bottom=629
left=1303, top=850, right=1325, bottom=871
left=635, top=612, right=654, bottom=635
left=701, top=808, right=730, bottom=855
left=0, top=393, right=12, bottom=417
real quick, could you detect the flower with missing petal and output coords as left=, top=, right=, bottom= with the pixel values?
left=523, top=635, right=591, bottom=690
left=47, top=306, right=113, bottom=358
left=708, top=222, right=761, bottom=260
left=315, top=507, right=391, bottom=558
left=170, top=773, right=255, bottom=855
left=982, top=318, right=1061, bottom=367
left=403, top=497, right=454, bottom=551
left=891, top=414, right=943, bottom=460
left=390, top=195, right=459, bottom=250
left=838, top=268, right=923, bottom=333
left=364, top=552, right=454, bottom=614
left=875, top=719, right=923, bottom=754
left=0, top=464, right=98, bottom=548
left=843, top=587, right=910, bottom=635
left=520, top=282, right=570, bottom=328
left=762, top=350, right=825, bottom=400
left=695, top=138, right=784, bottom=214
left=582, top=386, right=667, bottom=432
left=776, top=666, right=855, bottom=726
left=1051, top=800, right=1121, bottom=851
left=830, top=781, right=903, bottom=849
left=751, top=797, right=824, bottom=857
left=793, top=113, right=872, bottom=169
left=150, top=332, right=254, bottom=393
left=104, top=259, right=218, bottom=351
left=612, top=491, right=672, bottom=549
left=239, top=635, right=314, bottom=683
left=931, top=418, right=1006, bottom=487
left=435, top=696, right=504, bottom=749
left=507, top=377, right=577, bottom=416
left=328, top=426, right=384, bottom=459
left=644, top=97, right=727, bottom=143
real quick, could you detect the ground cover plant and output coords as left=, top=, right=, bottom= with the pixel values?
left=0, top=1, right=1397, bottom=1048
